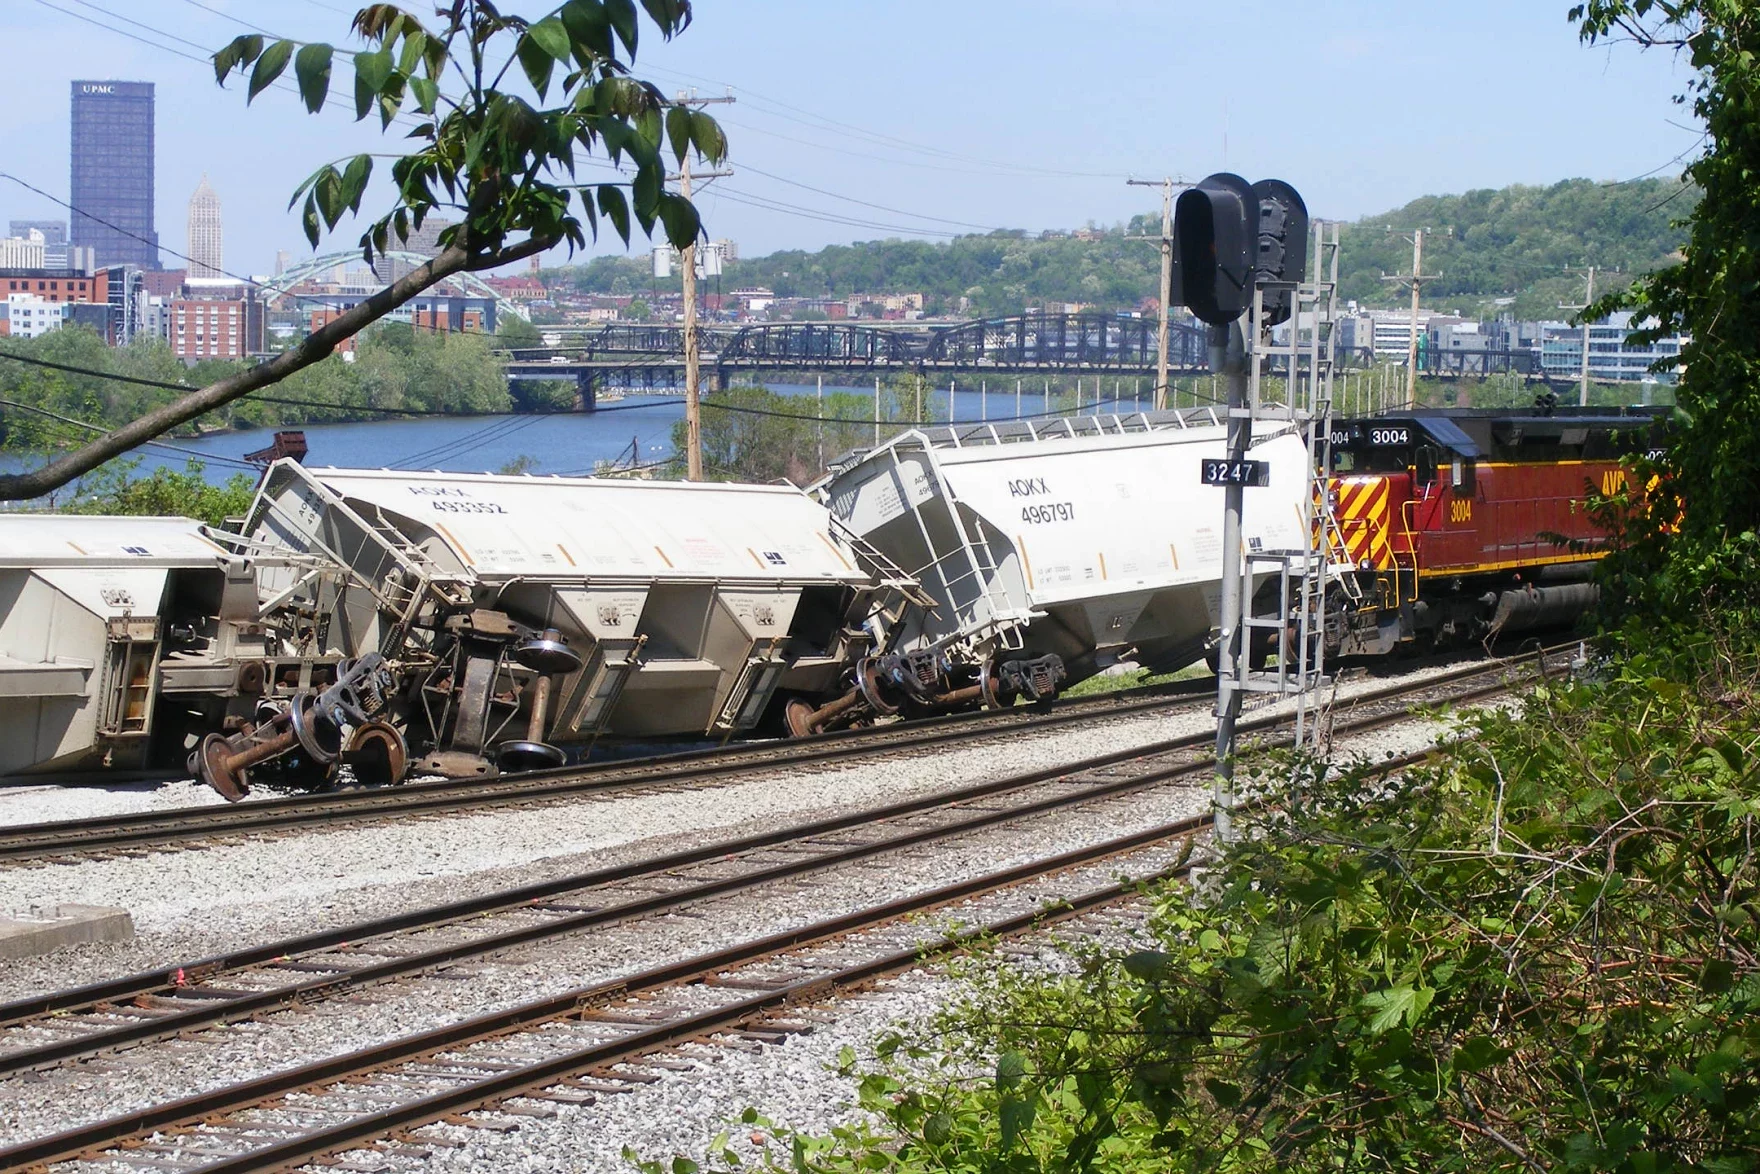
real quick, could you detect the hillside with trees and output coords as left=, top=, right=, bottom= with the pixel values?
left=553, top=177, right=1691, bottom=320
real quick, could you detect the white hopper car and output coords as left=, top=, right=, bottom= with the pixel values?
left=786, top=412, right=1313, bottom=733
left=0, top=516, right=254, bottom=777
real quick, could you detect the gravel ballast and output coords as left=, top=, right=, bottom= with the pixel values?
left=0, top=713, right=1450, bottom=1155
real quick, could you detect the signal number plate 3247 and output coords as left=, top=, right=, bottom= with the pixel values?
left=1021, top=502, right=1075, bottom=524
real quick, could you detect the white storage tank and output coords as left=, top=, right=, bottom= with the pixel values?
left=243, top=462, right=878, bottom=763
left=0, top=515, right=239, bottom=777
left=821, top=412, right=1313, bottom=685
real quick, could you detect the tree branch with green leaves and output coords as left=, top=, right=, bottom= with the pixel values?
left=0, top=0, right=724, bottom=502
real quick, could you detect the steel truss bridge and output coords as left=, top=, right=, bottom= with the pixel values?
left=501, top=313, right=1212, bottom=401
left=498, top=312, right=1559, bottom=404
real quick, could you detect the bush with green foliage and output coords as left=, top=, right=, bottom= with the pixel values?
left=644, top=634, right=1760, bottom=1173
left=60, top=459, right=257, bottom=527
left=669, top=383, right=924, bottom=484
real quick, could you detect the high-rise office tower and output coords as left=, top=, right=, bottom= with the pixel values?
left=70, top=81, right=159, bottom=269
left=187, top=175, right=222, bottom=278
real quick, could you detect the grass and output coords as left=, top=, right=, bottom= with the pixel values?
left=1058, top=661, right=1211, bottom=699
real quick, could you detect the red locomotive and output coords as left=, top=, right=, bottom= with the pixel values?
left=1323, top=405, right=1669, bottom=656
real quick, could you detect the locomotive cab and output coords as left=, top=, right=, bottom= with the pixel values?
left=1325, top=406, right=1668, bottom=657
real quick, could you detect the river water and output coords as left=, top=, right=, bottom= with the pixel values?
left=4, top=377, right=1154, bottom=486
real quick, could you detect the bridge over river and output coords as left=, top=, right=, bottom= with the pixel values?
left=497, top=311, right=1543, bottom=407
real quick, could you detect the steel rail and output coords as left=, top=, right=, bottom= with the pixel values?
left=0, top=676, right=1223, bottom=863
left=0, top=817, right=1206, bottom=1174
left=0, top=655, right=1537, bottom=1077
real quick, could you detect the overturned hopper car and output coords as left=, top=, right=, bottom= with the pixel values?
left=0, top=515, right=290, bottom=778
left=229, top=461, right=883, bottom=786
left=789, top=411, right=1315, bottom=733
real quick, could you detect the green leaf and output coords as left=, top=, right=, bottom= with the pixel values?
left=1121, top=950, right=1176, bottom=980
left=671, top=1159, right=699, bottom=1174
left=1451, top=1036, right=1509, bottom=1074
left=300, top=193, right=321, bottom=247
left=248, top=39, right=294, bottom=102
left=665, top=105, right=692, bottom=166
left=688, top=109, right=727, bottom=163
left=314, top=165, right=344, bottom=228
left=605, top=0, right=639, bottom=56
left=1362, top=984, right=1417, bottom=1035
left=921, top=1112, right=953, bottom=1146
left=639, top=0, right=691, bottom=35
left=999, top=1095, right=1036, bottom=1150
left=1204, top=1078, right=1242, bottom=1107
left=561, top=0, right=614, bottom=63
left=293, top=43, right=333, bottom=113
left=655, top=190, right=699, bottom=249
left=996, top=1050, right=1027, bottom=1091
left=396, top=29, right=427, bottom=76
left=340, top=155, right=373, bottom=214
left=212, top=34, right=263, bottom=85
left=516, top=33, right=556, bottom=99
left=408, top=75, right=439, bottom=115
left=528, top=16, right=572, bottom=62
left=354, top=48, right=393, bottom=118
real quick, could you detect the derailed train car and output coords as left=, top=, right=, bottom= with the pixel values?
left=215, top=462, right=886, bottom=789
left=0, top=516, right=254, bottom=777
left=787, top=411, right=1315, bottom=733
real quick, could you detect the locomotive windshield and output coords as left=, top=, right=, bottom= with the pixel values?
left=1330, top=408, right=1669, bottom=474
left=1329, top=421, right=1416, bottom=473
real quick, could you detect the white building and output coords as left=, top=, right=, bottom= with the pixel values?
left=3, top=293, right=68, bottom=338
left=187, top=175, right=224, bottom=279
left=0, top=231, right=46, bottom=270
left=1541, top=311, right=1685, bottom=383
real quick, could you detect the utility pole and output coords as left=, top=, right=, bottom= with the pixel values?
left=1127, top=177, right=1181, bottom=410
left=669, top=91, right=734, bottom=481
left=1561, top=265, right=1597, bottom=406
left=1381, top=228, right=1442, bottom=410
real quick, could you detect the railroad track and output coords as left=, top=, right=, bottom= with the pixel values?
left=0, top=651, right=1553, bottom=1171
left=0, top=674, right=1227, bottom=865
left=0, top=644, right=1524, bottom=865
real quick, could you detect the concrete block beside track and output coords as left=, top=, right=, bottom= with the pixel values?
left=0, top=903, right=133, bottom=959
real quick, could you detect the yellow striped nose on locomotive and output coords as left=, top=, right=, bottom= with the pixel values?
left=1331, top=475, right=1397, bottom=570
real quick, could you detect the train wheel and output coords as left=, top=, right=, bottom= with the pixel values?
left=784, top=697, right=820, bottom=738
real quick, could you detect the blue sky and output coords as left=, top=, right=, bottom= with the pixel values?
left=4, top=0, right=1701, bottom=277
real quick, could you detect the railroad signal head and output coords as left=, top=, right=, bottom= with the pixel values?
left=1174, top=172, right=1255, bottom=325
left=1251, top=179, right=1308, bottom=327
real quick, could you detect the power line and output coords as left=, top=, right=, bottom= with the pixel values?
left=0, top=397, right=259, bottom=469
left=710, top=188, right=965, bottom=238
left=732, top=163, right=1004, bottom=232
left=641, top=64, right=1125, bottom=180
left=173, top=0, right=281, bottom=37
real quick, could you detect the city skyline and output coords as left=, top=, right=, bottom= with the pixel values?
left=4, top=2, right=1707, bottom=277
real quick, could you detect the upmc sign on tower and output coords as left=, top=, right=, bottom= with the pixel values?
left=70, top=80, right=159, bottom=270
